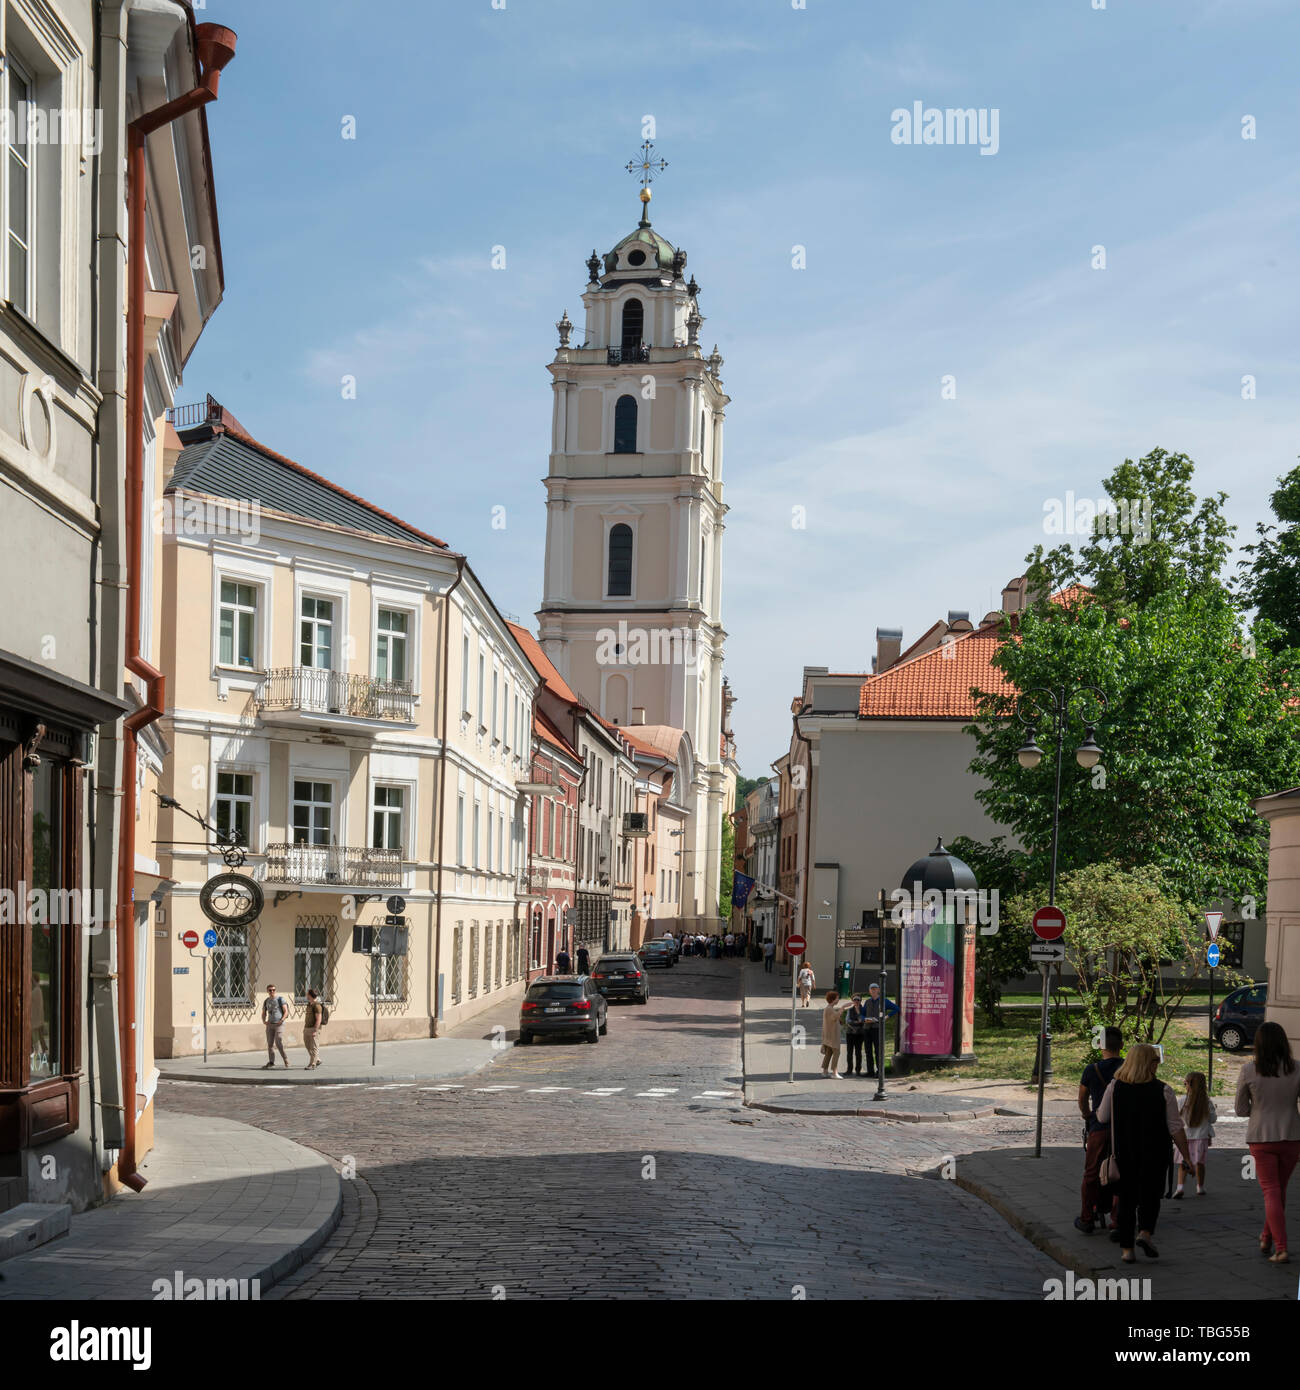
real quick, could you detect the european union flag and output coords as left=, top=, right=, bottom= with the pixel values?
left=732, top=872, right=756, bottom=908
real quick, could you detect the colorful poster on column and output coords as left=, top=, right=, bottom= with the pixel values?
left=960, top=921, right=976, bottom=1056
left=900, top=910, right=955, bottom=1055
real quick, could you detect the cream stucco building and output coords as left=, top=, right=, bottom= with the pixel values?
left=152, top=401, right=539, bottom=1056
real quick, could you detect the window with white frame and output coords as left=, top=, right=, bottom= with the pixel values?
left=218, top=580, right=258, bottom=668
left=370, top=952, right=403, bottom=1001
left=486, top=808, right=494, bottom=873
left=498, top=816, right=505, bottom=874
left=477, top=650, right=485, bottom=726
left=214, top=770, right=253, bottom=850
left=461, top=634, right=470, bottom=713
left=371, top=785, right=405, bottom=852
left=503, top=679, right=511, bottom=748
left=291, top=780, right=332, bottom=846
left=300, top=596, right=335, bottom=669
left=375, top=608, right=409, bottom=684
left=211, top=923, right=252, bottom=1006
left=294, top=922, right=331, bottom=1001
left=4, top=54, right=33, bottom=316
left=491, top=669, right=499, bottom=740
left=472, top=801, right=481, bottom=869
left=456, top=793, right=465, bottom=865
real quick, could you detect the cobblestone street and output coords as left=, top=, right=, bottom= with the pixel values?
left=159, top=958, right=1070, bottom=1299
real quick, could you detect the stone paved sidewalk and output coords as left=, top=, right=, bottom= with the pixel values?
left=947, top=1145, right=1288, bottom=1301
left=741, top=958, right=1080, bottom=1116
left=0, top=1114, right=340, bottom=1299
left=157, top=1034, right=502, bottom=1085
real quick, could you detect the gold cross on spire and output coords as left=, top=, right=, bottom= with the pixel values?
left=626, top=140, right=668, bottom=223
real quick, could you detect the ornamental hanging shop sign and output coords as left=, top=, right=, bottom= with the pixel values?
left=153, top=791, right=265, bottom=928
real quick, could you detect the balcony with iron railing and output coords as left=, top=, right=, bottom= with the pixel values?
left=257, top=668, right=415, bottom=723
left=607, top=341, right=651, bottom=365
left=259, top=843, right=405, bottom=890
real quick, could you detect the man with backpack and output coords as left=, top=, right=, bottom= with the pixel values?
left=261, top=983, right=292, bottom=1069
left=303, top=987, right=328, bottom=1070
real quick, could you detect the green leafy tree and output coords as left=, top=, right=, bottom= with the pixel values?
left=1236, top=462, right=1300, bottom=652
left=968, top=588, right=1299, bottom=914
left=1031, top=447, right=1234, bottom=611
left=719, top=812, right=735, bottom=922
left=947, top=835, right=1035, bottom=1026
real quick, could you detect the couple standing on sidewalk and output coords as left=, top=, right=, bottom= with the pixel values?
left=261, top=983, right=328, bottom=1070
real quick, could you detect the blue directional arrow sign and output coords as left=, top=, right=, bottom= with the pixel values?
left=203, top=928, right=218, bottom=949
left=1207, top=942, right=1220, bottom=968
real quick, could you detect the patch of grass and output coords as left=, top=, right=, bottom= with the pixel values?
left=918, top=1013, right=1241, bottom=1095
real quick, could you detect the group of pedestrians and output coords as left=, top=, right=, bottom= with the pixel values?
left=554, top=945, right=592, bottom=976
left=818, top=986, right=899, bottom=1079
left=1075, top=1021, right=1300, bottom=1265
left=259, top=982, right=327, bottom=1070
left=679, top=931, right=746, bottom=958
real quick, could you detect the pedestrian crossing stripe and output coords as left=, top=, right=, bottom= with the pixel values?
left=418, top=1084, right=462, bottom=1091
left=697, top=1090, right=739, bottom=1097
left=473, top=1085, right=520, bottom=1091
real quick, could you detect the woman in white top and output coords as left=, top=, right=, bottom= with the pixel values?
left=797, top=964, right=815, bottom=1007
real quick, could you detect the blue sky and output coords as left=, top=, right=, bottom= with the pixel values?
left=188, top=0, right=1300, bottom=773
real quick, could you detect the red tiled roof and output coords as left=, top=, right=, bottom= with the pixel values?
left=534, top=710, right=581, bottom=763
left=858, top=587, right=1090, bottom=720
left=505, top=622, right=583, bottom=705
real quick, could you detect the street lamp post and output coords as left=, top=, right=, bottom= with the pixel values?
left=1013, top=683, right=1109, bottom=1159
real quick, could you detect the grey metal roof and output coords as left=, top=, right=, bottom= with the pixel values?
left=168, top=429, right=445, bottom=547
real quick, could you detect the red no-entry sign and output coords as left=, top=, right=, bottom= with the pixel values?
left=1031, top=907, right=1066, bottom=941
left=181, top=930, right=199, bottom=949
left=786, top=934, right=807, bottom=956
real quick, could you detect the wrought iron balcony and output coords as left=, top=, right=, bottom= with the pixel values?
left=261, top=843, right=404, bottom=889
left=257, top=667, right=415, bottom=722
left=607, top=341, right=650, bottom=365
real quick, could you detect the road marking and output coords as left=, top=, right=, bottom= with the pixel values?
left=418, top=1084, right=463, bottom=1091
left=639, top=1088, right=679, bottom=1095
left=473, top=1085, right=520, bottom=1092
left=367, top=1083, right=416, bottom=1090
left=696, top=1090, right=739, bottom=1097
left=526, top=1086, right=574, bottom=1093
left=581, top=1087, right=625, bottom=1096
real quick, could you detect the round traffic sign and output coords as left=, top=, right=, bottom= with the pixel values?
left=181, top=930, right=199, bottom=949
left=1032, top=906, right=1067, bottom=941
left=387, top=895, right=406, bottom=915
left=1207, top=942, right=1221, bottom=968
left=786, top=934, right=807, bottom=956
left=203, top=928, right=218, bottom=949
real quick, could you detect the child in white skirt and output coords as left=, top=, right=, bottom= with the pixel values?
left=1175, top=1070, right=1216, bottom=1197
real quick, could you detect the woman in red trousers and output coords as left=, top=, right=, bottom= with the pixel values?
left=1235, top=1021, right=1300, bottom=1264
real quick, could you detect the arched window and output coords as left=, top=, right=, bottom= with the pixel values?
left=607, top=523, right=633, bottom=597
left=621, top=298, right=643, bottom=350
left=613, top=395, right=638, bottom=453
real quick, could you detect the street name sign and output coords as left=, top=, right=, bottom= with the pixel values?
left=1029, top=940, right=1066, bottom=963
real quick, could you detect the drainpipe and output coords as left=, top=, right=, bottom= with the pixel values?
left=431, top=557, right=466, bottom=1034
left=115, top=19, right=237, bottom=1192
left=793, top=705, right=814, bottom=964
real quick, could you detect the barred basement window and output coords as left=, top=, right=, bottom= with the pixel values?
left=469, top=923, right=480, bottom=998
left=294, top=919, right=335, bottom=1002
left=370, top=952, right=404, bottom=1002
left=483, top=924, right=493, bottom=993
left=211, top=923, right=253, bottom=1006
left=495, top=922, right=503, bottom=988
left=452, top=923, right=463, bottom=1003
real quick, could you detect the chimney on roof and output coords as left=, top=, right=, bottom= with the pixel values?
left=1001, top=577, right=1028, bottom=615
left=630, top=706, right=646, bottom=725
left=947, top=610, right=974, bottom=634
left=874, top=628, right=902, bottom=675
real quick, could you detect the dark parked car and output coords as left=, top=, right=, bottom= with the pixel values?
left=638, top=939, right=675, bottom=969
left=518, top=976, right=608, bottom=1045
left=1214, top=983, right=1266, bottom=1052
left=592, top=954, right=650, bottom=1004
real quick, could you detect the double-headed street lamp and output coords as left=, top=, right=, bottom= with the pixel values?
left=1012, top=683, right=1109, bottom=1159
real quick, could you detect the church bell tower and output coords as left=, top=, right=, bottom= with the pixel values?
left=536, top=148, right=731, bottom=916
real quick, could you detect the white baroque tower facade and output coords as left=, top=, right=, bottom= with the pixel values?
left=537, top=188, right=732, bottom=921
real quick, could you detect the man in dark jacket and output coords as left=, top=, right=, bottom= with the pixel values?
left=575, top=945, right=591, bottom=975
left=863, top=983, right=898, bottom=1078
